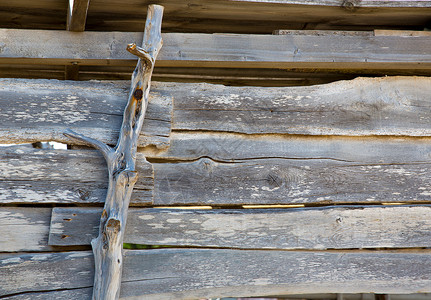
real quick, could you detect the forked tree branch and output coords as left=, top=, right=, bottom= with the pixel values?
left=63, top=5, right=164, bottom=300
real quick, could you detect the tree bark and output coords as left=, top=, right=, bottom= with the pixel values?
left=64, top=5, right=164, bottom=300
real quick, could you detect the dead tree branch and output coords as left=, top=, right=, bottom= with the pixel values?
left=64, top=4, right=163, bottom=300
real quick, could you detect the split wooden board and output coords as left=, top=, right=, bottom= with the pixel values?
left=2, top=249, right=431, bottom=299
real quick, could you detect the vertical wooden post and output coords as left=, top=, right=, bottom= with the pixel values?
left=64, top=5, right=163, bottom=300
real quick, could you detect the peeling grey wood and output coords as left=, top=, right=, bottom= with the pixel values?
left=6, top=136, right=431, bottom=205
left=3, top=77, right=431, bottom=139
left=4, top=146, right=431, bottom=206
left=173, top=77, right=431, bottom=136
left=0, top=147, right=152, bottom=205
left=50, top=205, right=431, bottom=249
left=141, top=132, right=431, bottom=164
left=0, top=76, right=430, bottom=140
left=0, top=78, right=172, bottom=148
left=153, top=158, right=431, bottom=205
left=1, top=30, right=431, bottom=71
left=2, top=249, right=431, bottom=299
left=0, top=207, right=52, bottom=252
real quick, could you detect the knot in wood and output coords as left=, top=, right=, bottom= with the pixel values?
left=266, top=173, right=283, bottom=188
left=106, top=218, right=121, bottom=234
left=341, top=0, right=360, bottom=11
left=134, top=88, right=143, bottom=100
left=198, top=157, right=214, bottom=174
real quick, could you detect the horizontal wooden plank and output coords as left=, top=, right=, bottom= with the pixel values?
left=0, top=207, right=52, bottom=252
left=0, top=147, right=153, bottom=205
left=6, top=135, right=431, bottom=205
left=49, top=205, right=431, bottom=249
left=0, top=78, right=172, bottom=148
left=1, top=30, right=431, bottom=71
left=4, top=77, right=431, bottom=141
left=2, top=249, right=431, bottom=298
left=1, top=1, right=430, bottom=34
left=172, top=76, right=431, bottom=136
left=153, top=158, right=431, bottom=205
left=142, top=132, right=431, bottom=163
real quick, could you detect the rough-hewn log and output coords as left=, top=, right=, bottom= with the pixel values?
left=152, top=158, right=431, bottom=205
left=0, top=30, right=430, bottom=71
left=5, top=135, right=431, bottom=205
left=2, top=249, right=431, bottom=299
left=64, top=5, right=163, bottom=299
left=3, top=77, right=431, bottom=143
left=0, top=78, right=172, bottom=148
left=172, top=76, right=431, bottom=136
left=0, top=147, right=152, bottom=205
left=49, top=205, right=431, bottom=249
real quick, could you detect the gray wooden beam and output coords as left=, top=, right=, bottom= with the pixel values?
left=49, top=205, right=431, bottom=249
left=1, top=77, right=431, bottom=147
left=67, top=0, right=90, bottom=32
left=0, top=207, right=52, bottom=252
left=0, top=79, right=172, bottom=148
left=0, top=29, right=430, bottom=71
left=171, top=76, right=431, bottom=137
left=0, top=147, right=153, bottom=205
left=2, top=249, right=431, bottom=298
left=5, top=135, right=431, bottom=205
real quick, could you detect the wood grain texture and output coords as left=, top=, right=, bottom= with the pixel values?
left=2, top=249, right=431, bottom=298
left=0, top=207, right=52, bottom=252
left=5, top=136, right=431, bottom=205
left=1, top=30, right=431, bottom=71
left=4, top=77, right=431, bottom=141
left=81, top=6, right=163, bottom=299
left=0, top=78, right=172, bottom=148
left=141, top=132, right=431, bottom=163
left=173, top=76, right=431, bottom=136
left=0, top=0, right=430, bottom=34
left=153, top=158, right=431, bottom=205
left=49, top=205, right=431, bottom=249
left=0, top=147, right=153, bottom=205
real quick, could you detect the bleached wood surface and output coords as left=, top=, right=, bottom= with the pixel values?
left=1, top=30, right=430, bottom=71
left=152, top=157, right=431, bottom=205
left=49, top=205, right=431, bottom=249
left=2, top=77, right=431, bottom=146
left=0, top=207, right=52, bottom=252
left=0, top=79, right=172, bottom=148
left=172, top=77, right=431, bottom=136
left=4, top=144, right=431, bottom=205
left=0, top=147, right=152, bottom=205
left=1, top=249, right=431, bottom=299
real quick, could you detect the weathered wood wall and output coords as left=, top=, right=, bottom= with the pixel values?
left=2, top=1, right=431, bottom=299
left=2, top=75, right=431, bottom=299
